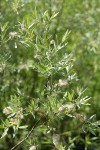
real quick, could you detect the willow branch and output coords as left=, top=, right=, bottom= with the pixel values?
left=11, top=116, right=44, bottom=150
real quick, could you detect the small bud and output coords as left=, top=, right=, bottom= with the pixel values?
left=15, top=42, right=17, bottom=48
left=50, top=40, right=55, bottom=45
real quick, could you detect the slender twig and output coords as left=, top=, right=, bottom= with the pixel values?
left=11, top=116, right=45, bottom=150
left=11, top=126, right=34, bottom=150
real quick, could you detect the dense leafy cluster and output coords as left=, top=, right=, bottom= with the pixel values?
left=0, top=0, right=100, bottom=150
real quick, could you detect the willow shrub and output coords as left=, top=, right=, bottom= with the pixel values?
left=0, top=1, right=100, bottom=150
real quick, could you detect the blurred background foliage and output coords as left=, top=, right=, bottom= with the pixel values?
left=0, top=0, right=100, bottom=149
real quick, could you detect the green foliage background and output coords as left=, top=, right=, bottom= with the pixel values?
left=0, top=0, right=100, bottom=150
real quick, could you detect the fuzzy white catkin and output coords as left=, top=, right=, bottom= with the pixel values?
left=29, top=146, right=36, bottom=150
left=58, top=79, right=68, bottom=87
left=3, top=107, right=13, bottom=115
left=53, top=134, right=60, bottom=148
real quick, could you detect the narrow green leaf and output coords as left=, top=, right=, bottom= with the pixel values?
left=19, top=125, right=28, bottom=129
left=0, top=128, right=9, bottom=139
left=62, top=30, right=71, bottom=43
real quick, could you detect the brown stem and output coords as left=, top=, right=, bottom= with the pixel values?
left=11, top=116, right=45, bottom=150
